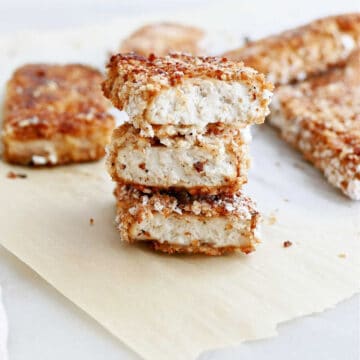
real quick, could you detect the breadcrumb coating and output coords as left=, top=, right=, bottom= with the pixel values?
left=224, top=13, right=360, bottom=85
left=270, top=50, right=360, bottom=199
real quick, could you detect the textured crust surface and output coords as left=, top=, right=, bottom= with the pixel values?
left=270, top=50, right=360, bottom=199
left=107, top=123, right=250, bottom=195
left=2, top=64, right=115, bottom=165
left=120, top=22, right=205, bottom=56
left=114, top=185, right=259, bottom=255
left=224, top=13, right=360, bottom=85
left=102, top=52, right=273, bottom=132
left=150, top=241, right=253, bottom=255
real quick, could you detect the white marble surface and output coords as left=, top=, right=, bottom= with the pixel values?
left=0, top=1, right=359, bottom=359
left=0, top=285, right=8, bottom=360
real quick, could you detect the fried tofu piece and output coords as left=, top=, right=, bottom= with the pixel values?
left=224, top=13, right=360, bottom=85
left=120, top=22, right=205, bottom=56
left=107, top=123, right=250, bottom=195
left=115, top=185, right=260, bottom=255
left=2, top=64, right=115, bottom=165
left=102, top=53, right=273, bottom=137
left=270, top=50, right=360, bottom=199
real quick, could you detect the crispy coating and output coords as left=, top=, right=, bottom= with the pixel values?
left=102, top=52, right=273, bottom=134
left=224, top=13, right=360, bottom=85
left=2, top=64, right=115, bottom=165
left=114, top=185, right=260, bottom=255
left=120, top=22, right=205, bottom=56
left=107, top=123, right=250, bottom=195
left=270, top=50, right=360, bottom=199
left=151, top=241, right=254, bottom=256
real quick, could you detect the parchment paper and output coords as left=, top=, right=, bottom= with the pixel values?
left=0, top=9, right=359, bottom=360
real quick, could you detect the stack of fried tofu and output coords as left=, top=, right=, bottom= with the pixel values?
left=103, top=53, right=273, bottom=255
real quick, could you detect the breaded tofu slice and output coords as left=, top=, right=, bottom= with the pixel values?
left=270, top=50, right=360, bottom=200
left=107, top=123, right=250, bottom=195
left=120, top=22, right=205, bottom=56
left=102, top=53, right=273, bottom=137
left=115, top=185, right=260, bottom=255
left=2, top=64, right=115, bottom=165
left=224, top=13, right=360, bottom=85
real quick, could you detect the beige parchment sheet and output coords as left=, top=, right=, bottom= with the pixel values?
left=0, top=9, right=360, bottom=360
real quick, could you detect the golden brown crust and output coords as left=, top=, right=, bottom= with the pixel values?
left=120, top=22, right=205, bottom=56
left=224, top=13, right=360, bottom=85
left=102, top=52, right=273, bottom=129
left=150, top=241, right=254, bottom=255
left=114, top=184, right=259, bottom=218
left=270, top=50, right=360, bottom=199
left=2, top=64, right=115, bottom=165
left=106, top=123, right=250, bottom=195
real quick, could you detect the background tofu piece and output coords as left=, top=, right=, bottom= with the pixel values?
left=120, top=22, right=205, bottom=56
left=224, top=13, right=360, bottom=85
left=270, top=50, right=360, bottom=199
left=2, top=64, right=115, bottom=165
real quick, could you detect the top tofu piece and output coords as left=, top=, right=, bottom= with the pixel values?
left=103, top=53, right=273, bottom=137
left=223, top=13, right=360, bottom=85
left=120, top=22, right=205, bottom=56
left=2, top=64, right=115, bottom=166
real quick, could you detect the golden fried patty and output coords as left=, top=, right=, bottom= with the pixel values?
left=2, top=64, right=115, bottom=165
left=270, top=50, right=360, bottom=200
left=224, top=13, right=360, bottom=85
left=120, top=22, right=205, bottom=56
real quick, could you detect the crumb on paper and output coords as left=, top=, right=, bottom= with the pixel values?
left=275, top=161, right=281, bottom=167
left=283, top=198, right=289, bottom=202
left=267, top=214, right=277, bottom=225
left=293, top=162, right=305, bottom=170
left=243, top=35, right=251, bottom=44
left=89, top=218, right=94, bottom=225
left=338, top=253, right=347, bottom=258
left=6, top=171, right=27, bottom=179
left=283, top=241, right=292, bottom=248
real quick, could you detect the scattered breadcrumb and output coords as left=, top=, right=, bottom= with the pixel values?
left=6, top=171, right=27, bottom=179
left=283, top=198, right=289, bottom=202
left=89, top=218, right=94, bottom=225
left=267, top=214, right=277, bottom=225
left=293, top=162, right=305, bottom=170
left=338, top=253, right=347, bottom=258
left=243, top=36, right=251, bottom=44
left=283, top=240, right=293, bottom=248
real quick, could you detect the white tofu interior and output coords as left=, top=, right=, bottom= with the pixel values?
left=131, top=213, right=251, bottom=247
left=116, top=141, right=244, bottom=188
left=146, top=79, right=265, bottom=127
